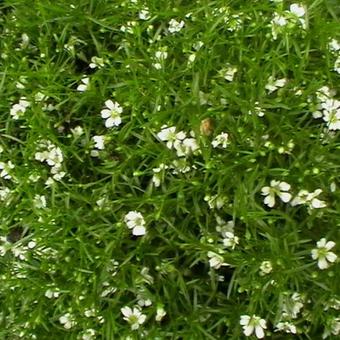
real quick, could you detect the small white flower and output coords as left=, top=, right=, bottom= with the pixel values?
left=89, top=56, right=104, bottom=69
left=207, top=251, right=228, bottom=269
left=46, top=147, right=63, bottom=167
left=139, top=8, right=151, bottom=20
left=204, top=194, right=227, bottom=209
left=0, top=187, right=11, bottom=201
left=222, top=232, right=239, bottom=249
left=59, top=313, right=76, bottom=329
left=329, top=39, right=340, bottom=52
left=261, top=180, right=292, bottom=208
left=70, top=126, right=84, bottom=137
left=121, top=306, right=146, bottom=330
left=221, top=66, right=237, bottom=81
left=272, top=13, right=287, bottom=27
left=311, top=238, right=337, bottom=270
left=124, top=211, right=146, bottom=236
left=77, top=77, right=89, bottom=92
left=10, top=98, right=30, bottom=119
left=81, top=329, right=96, bottom=340
left=175, top=137, right=200, bottom=157
left=289, top=4, right=306, bottom=17
left=45, top=288, right=60, bottom=299
left=155, top=305, right=166, bottom=322
left=152, top=163, right=168, bottom=187
left=275, top=321, right=297, bottom=334
left=0, top=161, right=15, bottom=180
left=168, top=19, right=185, bottom=33
left=291, top=189, right=326, bottom=209
left=157, top=125, right=186, bottom=149
left=92, top=135, right=105, bottom=150
left=33, top=194, right=47, bottom=209
left=321, top=99, right=340, bottom=130
left=101, top=100, right=123, bottom=128
left=334, top=56, right=340, bottom=74
left=259, top=260, right=273, bottom=276
left=212, top=132, right=229, bottom=148
left=265, top=76, right=287, bottom=93
left=240, top=314, right=267, bottom=339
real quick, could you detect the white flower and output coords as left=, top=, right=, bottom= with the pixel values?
left=0, top=187, right=11, bottom=201
left=221, top=66, right=237, bottom=81
left=0, top=161, right=15, bottom=179
left=291, top=189, right=326, bottom=209
left=265, top=76, right=287, bottom=93
left=59, top=313, right=76, bottom=329
left=124, top=211, right=146, bottom=236
left=46, top=147, right=63, bottom=167
left=207, top=251, right=228, bottom=269
left=311, top=238, right=337, bottom=270
left=92, top=135, right=105, bottom=150
left=275, top=321, right=297, bottom=334
left=323, top=317, right=340, bottom=338
left=45, top=289, right=60, bottom=299
left=152, top=163, right=168, bottom=187
left=121, top=306, right=146, bottom=330
left=259, top=260, right=273, bottom=276
left=101, top=100, right=123, bottom=128
left=334, top=56, right=340, bottom=74
left=10, top=98, right=30, bottom=119
left=329, top=39, right=340, bottom=52
left=290, top=4, right=305, bottom=17
left=89, top=56, right=104, bottom=69
left=222, top=232, right=239, bottom=249
left=261, top=180, right=292, bottom=208
left=156, top=125, right=186, bottom=149
left=240, top=315, right=267, bottom=339
left=168, top=19, right=185, bottom=33
left=272, top=13, right=287, bottom=27
left=175, top=137, right=200, bottom=157
left=155, top=305, right=166, bottom=322
left=70, top=126, right=84, bottom=137
left=77, top=77, right=89, bottom=92
left=321, top=99, right=340, bottom=130
left=81, top=329, right=96, bottom=340
left=204, top=194, right=227, bottom=209
left=33, top=194, right=47, bottom=209
left=212, top=132, right=229, bottom=148
left=139, top=8, right=150, bottom=20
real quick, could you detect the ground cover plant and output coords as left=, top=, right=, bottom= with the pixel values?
left=0, top=0, right=339, bottom=339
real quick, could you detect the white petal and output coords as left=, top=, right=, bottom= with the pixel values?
left=325, top=252, right=337, bottom=263
left=138, top=314, right=146, bottom=324
left=133, top=226, right=146, bottom=236
left=279, top=192, right=292, bottom=203
left=325, top=241, right=335, bottom=250
left=318, top=257, right=329, bottom=270
left=121, top=306, right=132, bottom=317
left=317, top=238, right=326, bottom=248
left=311, top=198, right=326, bottom=209
left=113, top=117, right=122, bottom=126
left=264, top=194, right=275, bottom=208
left=311, top=249, right=318, bottom=260
left=261, top=187, right=270, bottom=195
left=259, top=319, right=267, bottom=329
left=255, top=326, right=265, bottom=339
left=244, top=325, right=254, bottom=336
left=105, top=118, right=115, bottom=128
left=105, top=99, right=114, bottom=109
left=279, top=182, right=290, bottom=191
left=101, top=109, right=111, bottom=118
left=240, top=315, right=250, bottom=325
